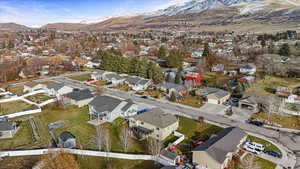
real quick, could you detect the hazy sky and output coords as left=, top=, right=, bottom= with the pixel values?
left=0, top=0, right=188, bottom=27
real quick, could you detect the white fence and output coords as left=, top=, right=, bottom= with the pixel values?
left=172, top=132, right=185, bottom=146
left=0, top=148, right=154, bottom=161
left=38, top=98, right=57, bottom=107
left=0, top=109, right=42, bottom=119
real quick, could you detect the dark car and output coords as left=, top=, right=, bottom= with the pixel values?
left=141, top=96, right=148, bottom=99
left=263, top=150, right=282, bottom=158
left=246, top=120, right=264, bottom=127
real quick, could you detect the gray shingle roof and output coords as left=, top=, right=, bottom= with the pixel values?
left=121, top=99, right=135, bottom=111
left=0, top=121, right=16, bottom=131
left=59, top=131, right=75, bottom=142
left=89, top=96, right=122, bottom=113
left=156, top=82, right=185, bottom=91
left=64, top=89, right=94, bottom=101
left=133, top=108, right=178, bottom=128
left=197, top=87, right=230, bottom=99
left=46, top=82, right=65, bottom=91
left=193, top=127, right=246, bottom=164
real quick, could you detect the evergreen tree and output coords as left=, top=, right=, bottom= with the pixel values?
left=279, top=43, right=290, bottom=56
left=170, top=92, right=177, bottom=102
left=166, top=73, right=172, bottom=82
left=157, top=46, right=167, bottom=59
left=166, top=50, right=182, bottom=68
left=261, top=39, right=266, bottom=48
left=202, top=43, right=210, bottom=57
left=175, top=69, right=182, bottom=84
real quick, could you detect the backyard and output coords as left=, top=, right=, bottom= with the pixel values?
left=251, top=112, right=300, bottom=130
left=247, top=75, right=300, bottom=95
left=0, top=120, right=34, bottom=150
left=7, top=86, right=24, bottom=95
left=26, top=94, right=54, bottom=104
left=68, top=74, right=91, bottom=82
left=0, top=100, right=37, bottom=115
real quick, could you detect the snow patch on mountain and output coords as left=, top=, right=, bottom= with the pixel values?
left=239, top=3, right=270, bottom=14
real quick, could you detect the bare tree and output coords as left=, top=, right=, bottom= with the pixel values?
left=119, top=126, right=131, bottom=153
left=147, top=137, right=162, bottom=156
left=95, top=125, right=104, bottom=151
left=104, top=129, right=111, bottom=152
left=241, top=154, right=260, bottom=169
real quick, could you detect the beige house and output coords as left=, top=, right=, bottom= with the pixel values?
left=129, top=108, right=179, bottom=141
left=192, top=127, right=247, bottom=169
left=62, top=89, right=94, bottom=107
left=196, top=87, right=230, bottom=105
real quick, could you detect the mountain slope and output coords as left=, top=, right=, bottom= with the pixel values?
left=0, top=23, right=30, bottom=31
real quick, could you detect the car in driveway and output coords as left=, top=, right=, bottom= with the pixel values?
left=140, top=95, right=148, bottom=99
left=263, top=149, right=282, bottom=158
left=243, top=144, right=261, bottom=154
left=245, top=141, right=265, bottom=151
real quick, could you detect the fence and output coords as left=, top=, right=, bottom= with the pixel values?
left=0, top=109, right=42, bottom=119
left=38, top=98, right=57, bottom=107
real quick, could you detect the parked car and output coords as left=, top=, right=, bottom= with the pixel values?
left=141, top=96, right=148, bottom=99
left=263, top=149, right=282, bottom=158
left=246, top=120, right=264, bottom=127
left=245, top=141, right=264, bottom=151
left=243, top=144, right=261, bottom=154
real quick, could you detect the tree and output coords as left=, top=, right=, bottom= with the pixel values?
left=279, top=43, right=290, bottom=56
left=157, top=46, right=167, bottom=59
left=202, top=43, right=210, bottom=58
left=95, top=125, right=104, bottom=151
left=175, top=71, right=182, bottom=84
left=165, top=72, right=172, bottom=82
left=170, top=92, right=177, bottom=102
left=40, top=151, right=80, bottom=169
left=166, top=50, right=182, bottom=68
left=119, top=126, right=130, bottom=153
left=261, top=39, right=266, bottom=48
left=147, top=138, right=162, bottom=155
left=241, top=154, right=260, bottom=169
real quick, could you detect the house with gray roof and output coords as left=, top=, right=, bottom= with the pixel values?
left=0, top=119, right=18, bottom=139
left=102, top=72, right=125, bottom=86
left=124, top=76, right=152, bottom=91
left=239, top=63, right=256, bottom=75
left=156, top=83, right=187, bottom=98
left=129, top=108, right=179, bottom=141
left=196, top=87, right=230, bottom=105
left=62, top=89, right=94, bottom=107
left=192, top=127, right=247, bottom=169
left=45, top=82, right=73, bottom=98
left=88, top=96, right=138, bottom=123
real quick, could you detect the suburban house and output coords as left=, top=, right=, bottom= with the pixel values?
left=44, top=82, right=73, bottom=98
left=196, top=87, right=230, bottom=104
left=239, top=63, right=256, bottom=75
left=129, top=108, right=179, bottom=141
left=23, top=81, right=45, bottom=93
left=211, top=64, right=224, bottom=72
left=276, top=86, right=293, bottom=98
left=85, top=60, right=101, bottom=68
left=0, top=119, right=18, bottom=139
left=184, top=72, right=202, bottom=88
left=58, top=131, right=76, bottom=148
left=124, top=76, right=152, bottom=91
left=102, top=72, right=125, bottom=86
left=191, top=51, right=203, bottom=58
left=192, top=127, right=247, bottom=169
left=160, top=149, right=181, bottom=166
left=90, top=71, right=105, bottom=81
left=88, top=96, right=138, bottom=123
left=156, top=83, right=188, bottom=98
left=62, top=89, right=94, bottom=107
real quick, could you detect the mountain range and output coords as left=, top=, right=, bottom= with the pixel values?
left=1, top=0, right=300, bottom=33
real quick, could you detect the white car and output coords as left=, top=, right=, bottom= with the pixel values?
left=243, top=144, right=261, bottom=154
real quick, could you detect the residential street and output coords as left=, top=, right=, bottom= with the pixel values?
left=8, top=71, right=300, bottom=169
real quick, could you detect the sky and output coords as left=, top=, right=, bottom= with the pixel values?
left=0, top=0, right=189, bottom=27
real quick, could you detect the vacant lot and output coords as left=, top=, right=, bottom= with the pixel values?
left=112, top=84, right=131, bottom=92
left=247, top=76, right=300, bottom=95
left=0, top=121, right=33, bottom=150
left=178, top=95, right=203, bottom=108
left=69, top=74, right=91, bottom=82
left=0, top=100, right=37, bottom=115
left=92, top=80, right=107, bottom=86
left=251, top=112, right=300, bottom=130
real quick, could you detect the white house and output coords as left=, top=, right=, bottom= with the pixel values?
left=45, top=82, right=73, bottom=98
left=239, top=63, right=256, bottom=75
left=102, top=72, right=125, bottom=86
left=124, top=76, right=152, bottom=91
left=23, top=81, right=46, bottom=93
left=85, top=60, right=101, bottom=68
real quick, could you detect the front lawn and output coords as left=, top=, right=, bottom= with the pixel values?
left=177, top=116, right=223, bottom=143
left=112, top=84, right=131, bottom=92
left=251, top=112, right=300, bottom=130
left=144, top=89, right=165, bottom=99
left=0, top=121, right=34, bottom=150
left=92, top=80, right=107, bottom=86
left=177, top=95, right=203, bottom=108
left=247, top=135, right=281, bottom=153
left=0, top=100, right=37, bottom=115
left=69, top=74, right=91, bottom=82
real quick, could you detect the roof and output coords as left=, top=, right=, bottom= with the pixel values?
left=160, top=149, right=179, bottom=161
left=121, top=99, right=135, bottom=111
left=24, top=81, right=39, bottom=88
left=125, top=76, right=150, bottom=86
left=105, top=73, right=124, bottom=80
left=64, top=89, right=94, bottom=101
left=156, top=82, right=186, bottom=91
left=59, top=131, right=75, bottom=142
left=132, top=108, right=178, bottom=128
left=241, top=63, right=256, bottom=70
left=193, top=127, right=246, bottom=164
left=89, top=95, right=122, bottom=113
left=197, top=87, right=230, bottom=99
left=46, top=82, right=65, bottom=91
left=0, top=121, right=16, bottom=131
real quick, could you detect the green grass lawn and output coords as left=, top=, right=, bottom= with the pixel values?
left=76, top=156, right=162, bottom=169
left=177, top=116, right=223, bottom=143
left=69, top=74, right=91, bottom=82
left=7, top=86, right=24, bottom=95
left=251, top=112, right=300, bottom=130
left=247, top=135, right=281, bottom=152
left=0, top=121, right=34, bottom=150
left=0, top=100, right=37, bottom=115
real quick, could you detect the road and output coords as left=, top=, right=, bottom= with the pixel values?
left=7, top=71, right=300, bottom=169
